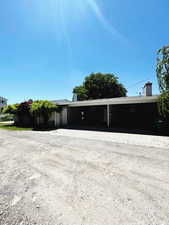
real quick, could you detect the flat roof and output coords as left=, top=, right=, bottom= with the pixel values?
left=51, top=99, right=72, bottom=106
left=69, top=95, right=158, bottom=107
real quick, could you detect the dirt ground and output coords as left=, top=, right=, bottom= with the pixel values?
left=0, top=129, right=169, bottom=225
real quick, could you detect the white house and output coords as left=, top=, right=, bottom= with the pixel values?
left=0, top=97, right=7, bottom=108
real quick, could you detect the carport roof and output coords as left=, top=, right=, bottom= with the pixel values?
left=69, top=95, right=158, bottom=107
left=51, top=99, right=72, bottom=106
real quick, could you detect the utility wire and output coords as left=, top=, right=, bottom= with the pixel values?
left=127, top=78, right=150, bottom=90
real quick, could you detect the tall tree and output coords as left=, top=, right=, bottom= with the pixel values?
left=156, top=46, right=169, bottom=118
left=157, top=45, right=169, bottom=92
left=73, top=73, right=127, bottom=101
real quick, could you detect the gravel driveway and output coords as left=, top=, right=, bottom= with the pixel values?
left=0, top=129, right=169, bottom=225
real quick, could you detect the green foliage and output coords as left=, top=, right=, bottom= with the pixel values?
left=31, top=100, right=58, bottom=116
left=73, top=73, right=127, bottom=101
left=158, top=91, right=169, bottom=118
left=31, top=100, right=58, bottom=126
left=157, top=45, right=169, bottom=92
left=2, top=100, right=60, bottom=128
left=73, top=85, right=88, bottom=101
left=2, top=104, right=18, bottom=114
left=157, top=46, right=169, bottom=119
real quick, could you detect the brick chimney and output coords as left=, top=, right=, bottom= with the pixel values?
left=144, top=82, right=152, bottom=96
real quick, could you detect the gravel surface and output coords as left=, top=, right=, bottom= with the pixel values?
left=0, top=129, right=169, bottom=225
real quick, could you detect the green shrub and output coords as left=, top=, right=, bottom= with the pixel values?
left=31, top=100, right=59, bottom=128
left=2, top=104, right=18, bottom=114
left=158, top=91, right=169, bottom=118
left=2, top=100, right=60, bottom=128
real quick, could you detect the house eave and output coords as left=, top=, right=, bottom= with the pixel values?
left=68, top=95, right=159, bottom=107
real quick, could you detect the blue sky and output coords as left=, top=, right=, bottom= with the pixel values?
left=0, top=0, right=169, bottom=104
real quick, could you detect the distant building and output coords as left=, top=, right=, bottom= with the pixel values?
left=0, top=97, right=7, bottom=109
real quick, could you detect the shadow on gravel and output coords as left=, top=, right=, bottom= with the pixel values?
left=1, top=122, right=168, bottom=136
left=33, top=127, right=57, bottom=131
left=64, top=125, right=169, bottom=137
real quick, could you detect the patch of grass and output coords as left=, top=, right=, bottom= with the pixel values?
left=0, top=123, right=33, bottom=131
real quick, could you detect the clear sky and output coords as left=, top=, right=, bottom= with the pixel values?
left=1, top=0, right=169, bottom=104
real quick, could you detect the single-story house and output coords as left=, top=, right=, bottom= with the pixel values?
left=51, top=83, right=159, bottom=129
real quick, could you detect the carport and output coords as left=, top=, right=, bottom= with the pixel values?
left=67, top=96, right=158, bottom=129
left=68, top=105, right=107, bottom=127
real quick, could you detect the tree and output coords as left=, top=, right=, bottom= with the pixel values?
left=73, top=73, right=127, bottom=101
left=157, top=46, right=169, bottom=118
left=2, top=102, right=32, bottom=126
left=73, top=85, right=88, bottom=101
left=157, top=45, right=169, bottom=92
left=3, top=100, right=60, bottom=127
left=17, top=101, right=32, bottom=116
left=158, top=91, right=169, bottom=118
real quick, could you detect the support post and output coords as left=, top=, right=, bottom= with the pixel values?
left=54, top=111, right=57, bottom=128
left=107, top=104, right=110, bottom=128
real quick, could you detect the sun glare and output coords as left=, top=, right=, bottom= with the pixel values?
left=24, top=0, right=126, bottom=42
